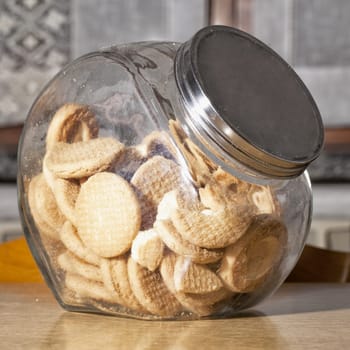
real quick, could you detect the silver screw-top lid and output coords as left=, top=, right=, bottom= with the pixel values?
left=175, top=25, right=324, bottom=178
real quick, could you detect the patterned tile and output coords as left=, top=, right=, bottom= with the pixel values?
left=0, top=0, right=70, bottom=126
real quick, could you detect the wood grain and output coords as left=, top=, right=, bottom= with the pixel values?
left=0, top=283, right=349, bottom=349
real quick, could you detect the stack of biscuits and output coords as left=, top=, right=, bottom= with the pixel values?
left=27, top=103, right=287, bottom=318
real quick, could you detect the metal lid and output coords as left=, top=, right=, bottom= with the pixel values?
left=174, top=25, right=324, bottom=178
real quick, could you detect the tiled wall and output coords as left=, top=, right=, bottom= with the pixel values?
left=252, top=0, right=350, bottom=127
left=0, top=0, right=208, bottom=127
left=0, top=0, right=207, bottom=180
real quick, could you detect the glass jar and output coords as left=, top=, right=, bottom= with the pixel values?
left=18, top=26, right=324, bottom=320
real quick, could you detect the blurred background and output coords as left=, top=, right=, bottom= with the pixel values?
left=0, top=0, right=349, bottom=279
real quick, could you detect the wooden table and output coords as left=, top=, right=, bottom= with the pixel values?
left=1, top=283, right=349, bottom=349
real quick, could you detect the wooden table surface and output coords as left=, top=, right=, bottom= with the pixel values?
left=1, top=283, right=349, bottom=350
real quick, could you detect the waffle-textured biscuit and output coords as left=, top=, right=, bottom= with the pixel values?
left=174, top=256, right=223, bottom=294
left=46, top=103, right=99, bottom=151
left=52, top=177, right=80, bottom=225
left=131, top=155, right=183, bottom=230
left=127, top=257, right=183, bottom=316
left=155, top=220, right=223, bottom=264
left=99, top=258, right=125, bottom=305
left=156, top=190, right=179, bottom=221
left=45, top=137, right=125, bottom=179
left=160, top=254, right=230, bottom=316
left=75, top=172, right=141, bottom=258
left=172, top=204, right=253, bottom=249
left=59, top=221, right=100, bottom=266
left=27, top=173, right=65, bottom=240
left=65, top=273, right=119, bottom=303
left=114, top=146, right=147, bottom=182
left=131, top=229, right=164, bottom=271
left=218, top=214, right=287, bottom=293
left=110, top=256, right=146, bottom=313
left=58, top=251, right=103, bottom=282
left=169, top=120, right=216, bottom=186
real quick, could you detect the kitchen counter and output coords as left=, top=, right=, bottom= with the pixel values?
left=1, top=283, right=349, bottom=349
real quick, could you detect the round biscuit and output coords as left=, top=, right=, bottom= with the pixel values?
left=27, top=173, right=65, bottom=240
left=109, top=256, right=146, bottom=313
left=173, top=256, right=223, bottom=294
left=131, top=229, right=164, bottom=272
left=59, top=221, right=100, bottom=266
left=218, top=214, right=287, bottom=293
left=131, top=155, right=183, bottom=230
left=172, top=204, right=253, bottom=249
left=127, top=256, right=183, bottom=316
left=46, top=103, right=98, bottom=151
left=58, top=251, right=102, bottom=282
left=154, top=220, right=223, bottom=264
left=160, top=253, right=230, bottom=317
left=75, top=172, right=141, bottom=258
left=45, top=137, right=125, bottom=179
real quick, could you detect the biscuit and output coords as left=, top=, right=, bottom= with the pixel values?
left=109, top=256, right=147, bottom=313
left=65, top=273, right=119, bottom=303
left=249, top=186, right=276, bottom=215
left=27, top=173, right=65, bottom=240
left=169, top=120, right=214, bottom=186
left=160, top=253, right=230, bottom=317
left=127, top=257, right=183, bottom=316
left=172, top=204, right=253, bottom=249
left=154, top=220, right=223, bottom=264
left=59, top=221, right=100, bottom=266
left=46, top=103, right=98, bottom=151
left=75, top=172, right=141, bottom=258
left=99, top=258, right=126, bottom=305
left=52, top=177, right=80, bottom=225
left=131, top=229, right=164, bottom=271
left=131, top=156, right=183, bottom=230
left=58, top=251, right=103, bottom=282
left=218, top=214, right=287, bottom=293
left=45, top=137, right=125, bottom=179
left=174, top=256, right=223, bottom=294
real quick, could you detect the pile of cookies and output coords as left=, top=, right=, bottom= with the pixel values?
left=27, top=103, right=287, bottom=318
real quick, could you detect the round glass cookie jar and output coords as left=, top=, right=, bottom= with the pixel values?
left=18, top=25, right=324, bottom=320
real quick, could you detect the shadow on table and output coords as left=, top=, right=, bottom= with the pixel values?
left=255, top=283, right=350, bottom=316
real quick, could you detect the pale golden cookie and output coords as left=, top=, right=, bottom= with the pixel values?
left=174, top=256, right=223, bottom=294
left=127, top=257, right=183, bottom=316
left=131, top=155, right=183, bottom=230
left=154, top=220, right=223, bottom=264
left=218, top=214, right=287, bottom=293
left=52, top=177, right=80, bottom=225
left=75, top=172, right=141, bottom=257
left=58, top=251, right=103, bottom=282
left=46, top=103, right=99, bottom=151
left=131, top=229, right=164, bottom=271
left=65, top=273, right=119, bottom=303
left=59, top=221, right=100, bottom=266
left=160, top=253, right=230, bottom=317
left=172, top=204, right=253, bottom=249
left=109, top=256, right=146, bottom=313
left=169, top=120, right=216, bottom=186
left=27, top=173, right=65, bottom=240
left=45, top=137, right=125, bottom=179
